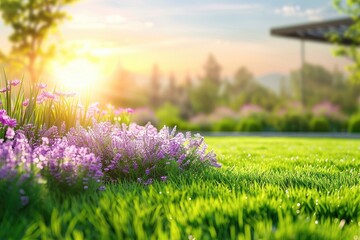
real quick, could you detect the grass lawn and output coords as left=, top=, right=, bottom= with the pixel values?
left=2, top=137, right=360, bottom=239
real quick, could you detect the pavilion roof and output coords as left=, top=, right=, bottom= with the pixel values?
left=270, top=17, right=355, bottom=45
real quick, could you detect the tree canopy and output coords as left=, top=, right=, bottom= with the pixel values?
left=332, top=0, right=360, bottom=83
left=0, top=0, right=78, bottom=83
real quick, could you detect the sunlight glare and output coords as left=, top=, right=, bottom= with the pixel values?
left=51, top=58, right=101, bottom=92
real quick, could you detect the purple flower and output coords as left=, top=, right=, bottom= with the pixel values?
left=126, top=108, right=134, bottom=114
left=5, top=128, right=15, bottom=139
left=0, top=110, right=17, bottom=128
left=36, top=95, right=45, bottom=104
left=65, top=122, right=220, bottom=184
left=160, top=176, right=167, bottom=181
left=10, top=79, right=20, bottom=86
left=23, top=99, right=29, bottom=107
left=36, top=83, right=47, bottom=89
left=0, top=87, right=9, bottom=93
left=20, top=196, right=29, bottom=206
left=144, top=178, right=153, bottom=185
left=42, top=91, right=55, bottom=100
left=7, top=119, right=17, bottom=128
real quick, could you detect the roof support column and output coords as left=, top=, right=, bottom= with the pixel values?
left=300, top=39, right=305, bottom=106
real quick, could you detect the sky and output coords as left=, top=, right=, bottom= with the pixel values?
left=0, top=0, right=351, bottom=83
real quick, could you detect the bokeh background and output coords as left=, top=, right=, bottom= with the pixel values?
left=0, top=0, right=359, bottom=132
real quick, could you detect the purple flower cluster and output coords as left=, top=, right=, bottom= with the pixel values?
left=34, top=137, right=104, bottom=192
left=1, top=131, right=104, bottom=197
left=85, top=103, right=133, bottom=125
left=0, top=110, right=17, bottom=128
left=67, top=122, right=221, bottom=183
left=20, top=83, right=77, bottom=107
left=0, top=133, right=33, bottom=181
left=0, top=133, right=37, bottom=208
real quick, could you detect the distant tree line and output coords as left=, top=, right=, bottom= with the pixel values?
left=104, top=54, right=359, bottom=119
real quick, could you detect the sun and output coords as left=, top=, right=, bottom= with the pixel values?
left=51, top=58, right=102, bottom=92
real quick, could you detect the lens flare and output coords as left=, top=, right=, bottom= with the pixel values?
left=51, top=58, right=101, bottom=92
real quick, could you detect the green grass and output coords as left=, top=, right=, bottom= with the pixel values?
left=2, top=137, right=360, bottom=239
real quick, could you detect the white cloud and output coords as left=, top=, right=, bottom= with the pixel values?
left=275, top=5, right=323, bottom=20
left=106, top=15, right=127, bottom=24
left=275, top=5, right=301, bottom=16
left=202, top=3, right=262, bottom=12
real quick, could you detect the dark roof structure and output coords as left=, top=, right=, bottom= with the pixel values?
left=270, top=17, right=355, bottom=45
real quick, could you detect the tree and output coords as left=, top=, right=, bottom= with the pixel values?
left=150, top=64, right=161, bottom=108
left=0, top=0, right=78, bottom=83
left=332, top=0, right=360, bottom=83
left=223, top=66, right=278, bottom=110
left=167, top=73, right=177, bottom=104
left=190, top=79, right=218, bottom=113
left=103, top=69, right=147, bottom=108
left=190, top=54, right=222, bottom=113
left=290, top=63, right=359, bottom=112
left=203, top=54, right=221, bottom=84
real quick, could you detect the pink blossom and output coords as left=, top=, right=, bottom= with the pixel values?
left=5, top=127, right=15, bottom=139
left=36, top=83, right=47, bottom=89
left=10, top=79, right=20, bottom=86
left=23, top=99, right=29, bottom=107
left=0, top=87, right=9, bottom=93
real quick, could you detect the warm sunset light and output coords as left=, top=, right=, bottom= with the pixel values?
left=51, top=58, right=102, bottom=92
left=1, top=0, right=360, bottom=238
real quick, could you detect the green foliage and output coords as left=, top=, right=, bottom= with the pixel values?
left=155, top=102, right=182, bottom=128
left=310, top=117, right=331, bottom=132
left=212, top=118, right=238, bottom=132
left=2, top=137, right=360, bottom=239
left=332, top=0, right=360, bottom=83
left=224, top=67, right=279, bottom=110
left=0, top=73, right=131, bottom=135
left=348, top=114, right=360, bottom=133
left=177, top=121, right=201, bottom=132
left=190, top=79, right=218, bottom=114
left=290, top=64, right=357, bottom=108
left=236, top=118, right=263, bottom=132
left=178, top=121, right=216, bottom=132
left=276, top=113, right=309, bottom=132
left=0, top=169, right=43, bottom=219
left=0, top=0, right=78, bottom=83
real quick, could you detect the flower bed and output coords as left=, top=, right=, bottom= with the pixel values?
left=0, top=77, right=221, bottom=216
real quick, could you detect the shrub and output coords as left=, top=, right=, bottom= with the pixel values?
left=0, top=133, right=42, bottom=216
left=276, top=113, right=309, bottom=132
left=155, top=103, right=182, bottom=128
left=212, top=118, right=238, bottom=132
left=34, top=137, right=104, bottom=194
left=66, top=122, right=221, bottom=184
left=310, top=117, right=330, bottom=132
left=1, top=130, right=104, bottom=198
left=239, top=104, right=264, bottom=117
left=348, top=114, right=360, bottom=133
left=177, top=121, right=201, bottom=132
left=312, top=101, right=347, bottom=132
left=132, top=107, right=158, bottom=126
left=0, top=109, right=17, bottom=140
left=236, top=118, right=263, bottom=132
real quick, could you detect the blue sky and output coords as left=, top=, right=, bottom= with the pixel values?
left=0, top=0, right=350, bottom=80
